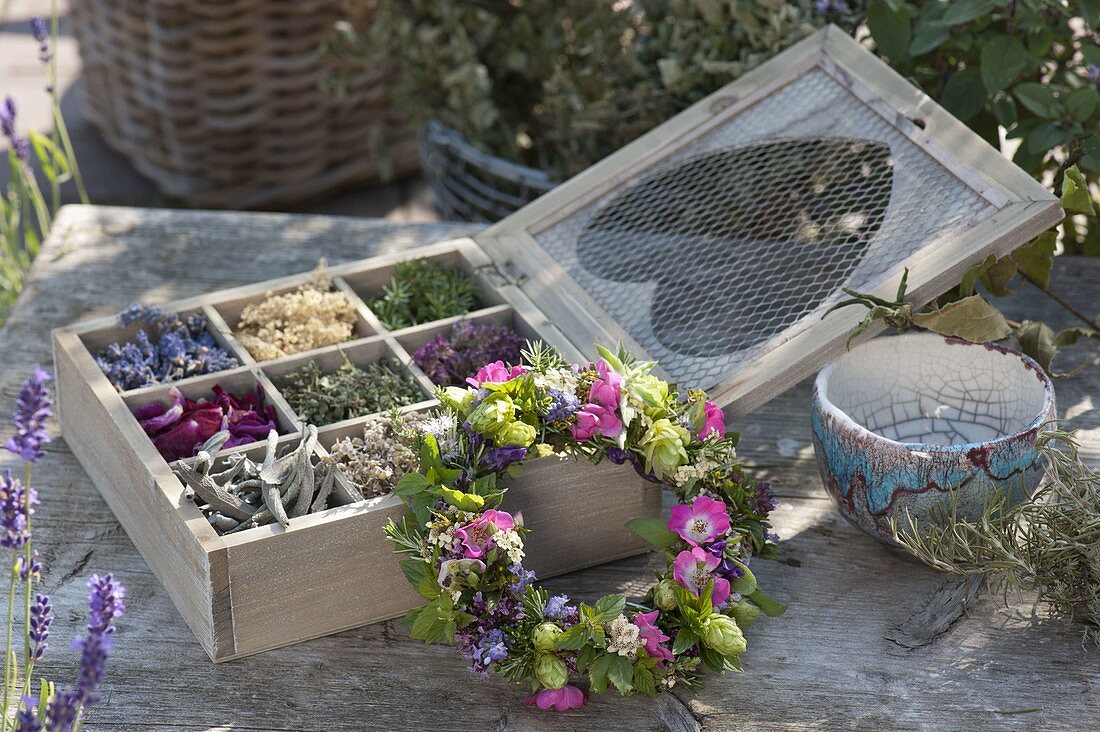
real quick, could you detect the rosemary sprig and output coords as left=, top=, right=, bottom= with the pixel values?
left=369, top=259, right=478, bottom=330
left=891, top=429, right=1100, bottom=643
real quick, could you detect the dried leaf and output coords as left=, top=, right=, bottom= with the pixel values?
left=911, top=295, right=1012, bottom=343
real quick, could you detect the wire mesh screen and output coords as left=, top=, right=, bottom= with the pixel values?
left=534, top=69, right=998, bottom=391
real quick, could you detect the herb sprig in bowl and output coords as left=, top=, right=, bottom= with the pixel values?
left=369, top=259, right=478, bottom=331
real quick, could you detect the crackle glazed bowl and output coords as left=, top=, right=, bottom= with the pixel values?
left=810, top=333, right=1055, bottom=544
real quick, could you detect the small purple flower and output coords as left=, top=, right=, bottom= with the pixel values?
left=44, top=689, right=81, bottom=731
left=14, top=702, right=41, bottom=732
left=506, top=564, right=536, bottom=594
left=29, top=17, right=50, bottom=63
left=814, top=0, right=849, bottom=15
left=7, top=366, right=53, bottom=463
left=18, top=550, right=41, bottom=581
left=545, top=388, right=579, bottom=423
left=86, top=573, right=125, bottom=635
left=752, top=481, right=778, bottom=516
left=30, top=593, right=51, bottom=661
left=0, top=471, right=36, bottom=549
left=479, top=445, right=527, bottom=474
left=1086, top=65, right=1100, bottom=84
left=472, top=627, right=510, bottom=667
left=544, top=595, right=571, bottom=620
left=412, top=321, right=526, bottom=386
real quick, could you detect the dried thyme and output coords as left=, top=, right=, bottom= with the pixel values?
left=369, top=258, right=478, bottom=330
left=278, top=357, right=425, bottom=425
left=235, top=262, right=358, bottom=361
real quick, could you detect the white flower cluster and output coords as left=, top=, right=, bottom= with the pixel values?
left=534, top=367, right=580, bottom=395
left=605, top=614, right=644, bottom=658
left=494, top=528, right=525, bottom=565
left=673, top=454, right=719, bottom=486
left=427, top=523, right=461, bottom=555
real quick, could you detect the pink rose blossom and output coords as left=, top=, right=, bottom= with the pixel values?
left=672, top=547, right=730, bottom=607
left=633, top=610, right=673, bottom=664
left=668, top=495, right=730, bottom=546
left=699, top=401, right=726, bottom=440
left=588, top=359, right=622, bottom=409
left=570, top=403, right=622, bottom=441
left=466, top=360, right=527, bottom=387
left=454, top=509, right=515, bottom=558
left=524, top=685, right=586, bottom=711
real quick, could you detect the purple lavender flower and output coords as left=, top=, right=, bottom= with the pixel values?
left=7, top=366, right=53, bottom=463
left=30, top=593, right=51, bottom=661
left=14, top=702, right=41, bottom=732
left=0, top=471, right=36, bottom=549
left=44, top=689, right=80, bottom=731
left=1, top=96, right=29, bottom=163
left=86, top=573, right=125, bottom=635
left=96, top=304, right=237, bottom=390
left=545, top=388, right=579, bottom=423
left=18, top=550, right=41, bottom=581
left=29, top=17, right=50, bottom=63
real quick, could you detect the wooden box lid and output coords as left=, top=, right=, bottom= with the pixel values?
left=474, top=25, right=1061, bottom=418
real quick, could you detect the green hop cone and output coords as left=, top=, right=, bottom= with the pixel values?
left=702, top=614, right=746, bottom=657
left=535, top=653, right=569, bottom=690
left=499, top=419, right=537, bottom=448
left=639, top=418, right=691, bottom=480
left=532, top=622, right=563, bottom=652
left=467, top=393, right=517, bottom=441
left=626, top=374, right=670, bottom=417
left=439, top=386, right=476, bottom=417
left=728, top=599, right=761, bottom=628
left=653, top=579, right=678, bottom=611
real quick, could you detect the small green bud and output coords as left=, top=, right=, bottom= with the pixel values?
left=728, top=599, right=761, bottom=628
left=653, top=579, right=678, bottom=611
left=499, top=419, right=537, bottom=447
left=702, top=614, right=746, bottom=657
left=535, top=653, right=569, bottom=690
left=532, top=622, right=563, bottom=652
left=439, top=386, right=475, bottom=416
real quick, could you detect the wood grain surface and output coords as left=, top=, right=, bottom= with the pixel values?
left=1, top=205, right=1096, bottom=731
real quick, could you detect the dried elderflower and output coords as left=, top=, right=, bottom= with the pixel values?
left=369, top=259, right=478, bottom=331
left=278, top=357, right=425, bottom=425
left=321, top=412, right=424, bottom=497
left=235, top=262, right=358, bottom=361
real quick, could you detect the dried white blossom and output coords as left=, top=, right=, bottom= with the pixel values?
left=605, top=614, right=644, bottom=658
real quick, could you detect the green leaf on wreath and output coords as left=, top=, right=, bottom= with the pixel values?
left=593, top=594, right=626, bottom=622
left=555, top=624, right=589, bottom=651
left=747, top=588, right=788, bottom=618
left=607, top=655, right=634, bottom=694
left=672, top=627, right=699, bottom=655
left=625, top=517, right=679, bottom=550
left=588, top=653, right=614, bottom=694
left=728, top=561, right=758, bottom=597
left=394, top=472, right=431, bottom=496
left=438, top=487, right=486, bottom=511
left=911, top=295, right=1012, bottom=342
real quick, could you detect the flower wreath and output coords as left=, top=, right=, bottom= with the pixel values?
left=385, top=343, right=785, bottom=711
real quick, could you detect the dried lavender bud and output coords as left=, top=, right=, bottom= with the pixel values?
left=235, top=262, right=358, bottom=361
left=95, top=304, right=238, bottom=391
left=412, top=320, right=526, bottom=386
left=321, top=413, right=425, bottom=497
left=279, top=358, right=425, bottom=425
left=369, top=259, right=478, bottom=330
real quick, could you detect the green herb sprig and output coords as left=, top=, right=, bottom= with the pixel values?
left=279, top=358, right=426, bottom=425
left=369, top=259, right=478, bottom=331
left=892, top=429, right=1100, bottom=644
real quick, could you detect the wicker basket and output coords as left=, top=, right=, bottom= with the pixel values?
left=70, top=0, right=420, bottom=209
left=419, top=120, right=557, bottom=223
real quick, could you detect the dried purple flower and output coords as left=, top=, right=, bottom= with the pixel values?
left=413, top=321, right=526, bottom=386
left=0, top=471, right=36, bottom=549
left=30, top=593, right=51, bottom=661
left=7, top=366, right=53, bottom=463
left=96, top=304, right=238, bottom=391
left=29, top=17, right=50, bottom=63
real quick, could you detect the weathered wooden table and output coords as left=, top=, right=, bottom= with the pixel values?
left=2, top=205, right=1097, bottom=731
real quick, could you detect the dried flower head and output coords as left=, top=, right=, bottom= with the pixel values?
left=322, top=413, right=424, bottom=497
left=413, top=320, right=526, bottom=386
left=235, top=263, right=358, bottom=360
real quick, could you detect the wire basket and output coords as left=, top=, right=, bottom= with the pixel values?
left=419, top=120, right=557, bottom=223
left=70, top=0, right=421, bottom=209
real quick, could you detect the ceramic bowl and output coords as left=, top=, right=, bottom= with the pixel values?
left=811, top=333, right=1055, bottom=543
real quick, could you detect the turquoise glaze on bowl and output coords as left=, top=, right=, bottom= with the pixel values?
left=811, top=333, right=1056, bottom=544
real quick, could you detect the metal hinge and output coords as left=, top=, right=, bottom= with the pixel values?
left=475, top=260, right=529, bottom=288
